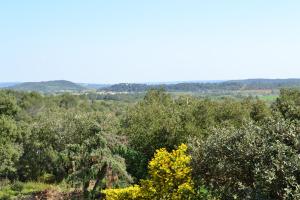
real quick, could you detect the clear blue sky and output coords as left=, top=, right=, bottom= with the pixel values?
left=1, top=0, right=300, bottom=83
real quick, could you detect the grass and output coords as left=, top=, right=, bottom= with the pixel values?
left=0, top=181, right=60, bottom=199
left=258, top=95, right=278, bottom=102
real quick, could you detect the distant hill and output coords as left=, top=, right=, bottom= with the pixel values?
left=0, top=82, right=19, bottom=88
left=99, top=79, right=300, bottom=92
left=226, top=79, right=300, bottom=90
left=9, top=80, right=86, bottom=93
left=5, top=79, right=300, bottom=93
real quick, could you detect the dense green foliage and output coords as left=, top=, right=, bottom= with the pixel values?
left=190, top=120, right=300, bottom=199
left=0, top=88, right=300, bottom=199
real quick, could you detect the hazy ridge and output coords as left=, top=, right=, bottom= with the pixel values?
left=3, top=78, right=300, bottom=93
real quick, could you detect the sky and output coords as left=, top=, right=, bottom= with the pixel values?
left=0, top=0, right=300, bottom=83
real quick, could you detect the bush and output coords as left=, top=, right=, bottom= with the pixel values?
left=141, top=144, right=194, bottom=200
left=102, top=185, right=141, bottom=200
left=190, top=119, right=300, bottom=199
left=103, top=144, right=195, bottom=200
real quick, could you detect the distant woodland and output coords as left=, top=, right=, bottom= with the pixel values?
left=5, top=79, right=300, bottom=93
left=100, top=79, right=300, bottom=92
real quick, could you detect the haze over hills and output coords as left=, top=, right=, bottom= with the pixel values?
left=78, top=83, right=111, bottom=90
left=0, top=82, right=19, bottom=88
left=3, top=78, right=300, bottom=93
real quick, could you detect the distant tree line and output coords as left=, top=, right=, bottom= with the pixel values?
left=100, top=79, right=300, bottom=92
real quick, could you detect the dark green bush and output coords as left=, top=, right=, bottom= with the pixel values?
left=190, top=119, right=300, bottom=199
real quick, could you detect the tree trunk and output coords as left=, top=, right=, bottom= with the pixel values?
left=92, top=163, right=108, bottom=199
left=83, top=180, right=90, bottom=198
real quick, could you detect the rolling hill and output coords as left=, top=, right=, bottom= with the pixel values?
left=99, top=79, right=300, bottom=92
left=9, top=80, right=86, bottom=93
left=5, top=79, right=300, bottom=93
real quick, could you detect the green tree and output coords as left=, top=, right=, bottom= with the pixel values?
left=0, top=91, right=19, bottom=116
left=215, top=98, right=250, bottom=127
left=273, top=89, right=300, bottom=120
left=0, top=116, right=22, bottom=178
left=0, top=92, right=22, bottom=179
left=190, top=119, right=300, bottom=199
left=64, top=133, right=131, bottom=198
left=122, top=90, right=191, bottom=179
left=249, top=98, right=271, bottom=122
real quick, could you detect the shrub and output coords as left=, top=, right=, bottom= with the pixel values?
left=102, top=185, right=141, bottom=200
left=190, top=119, right=300, bottom=199
left=141, top=144, right=194, bottom=200
left=103, top=144, right=195, bottom=200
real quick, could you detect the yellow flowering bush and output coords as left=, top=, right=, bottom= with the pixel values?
left=142, top=143, right=194, bottom=199
left=102, top=185, right=142, bottom=200
left=103, top=144, right=195, bottom=200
